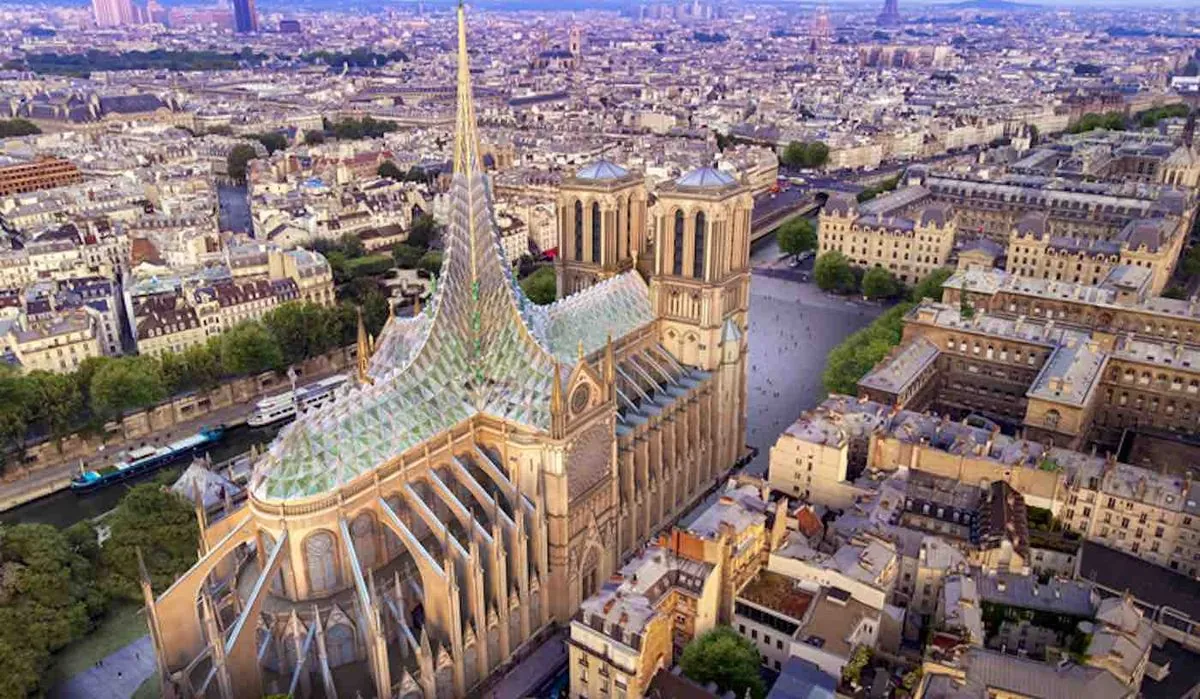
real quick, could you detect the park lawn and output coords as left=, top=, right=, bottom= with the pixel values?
left=344, top=253, right=394, bottom=276
left=133, top=673, right=161, bottom=699
left=45, top=601, right=149, bottom=687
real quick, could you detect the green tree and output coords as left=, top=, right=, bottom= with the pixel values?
left=814, top=251, right=857, bottom=294
left=262, top=302, right=340, bottom=365
left=1182, top=246, right=1200, bottom=278
left=520, top=266, right=557, bottom=305
left=27, top=370, right=83, bottom=444
left=101, top=485, right=197, bottom=599
left=679, top=627, right=766, bottom=699
left=219, top=322, right=284, bottom=376
left=777, top=217, right=817, bottom=256
left=407, top=214, right=439, bottom=249
left=226, top=143, right=259, bottom=184
left=0, top=118, right=42, bottom=137
left=418, top=251, right=444, bottom=276
left=392, top=243, right=424, bottom=268
left=303, top=129, right=326, bottom=145
left=0, top=368, right=36, bottom=467
left=89, top=356, right=167, bottom=421
left=909, top=267, right=953, bottom=302
left=403, top=166, right=429, bottom=183
left=1163, top=285, right=1189, bottom=300
left=822, top=303, right=911, bottom=395
left=842, top=645, right=873, bottom=686
left=861, top=266, right=900, bottom=300
left=252, top=131, right=288, bottom=155
left=338, top=232, right=367, bottom=258
left=781, top=140, right=831, bottom=168
left=377, top=161, right=404, bottom=180
left=0, top=523, right=107, bottom=697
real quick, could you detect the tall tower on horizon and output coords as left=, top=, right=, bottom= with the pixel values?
left=91, top=0, right=136, bottom=27
left=232, top=0, right=258, bottom=33
left=877, top=0, right=900, bottom=26
left=812, top=5, right=832, bottom=46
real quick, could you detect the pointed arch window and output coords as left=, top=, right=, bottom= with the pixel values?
left=304, top=531, right=339, bottom=595
left=693, top=211, right=706, bottom=279
left=573, top=199, right=583, bottom=261
left=672, top=210, right=684, bottom=276
left=591, top=202, right=602, bottom=264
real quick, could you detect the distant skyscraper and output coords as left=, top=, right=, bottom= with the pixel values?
left=812, top=5, right=832, bottom=43
left=877, top=0, right=900, bottom=26
left=232, top=0, right=258, bottom=33
left=92, top=0, right=136, bottom=27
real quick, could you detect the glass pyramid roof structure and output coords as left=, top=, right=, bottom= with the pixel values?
left=251, top=6, right=654, bottom=501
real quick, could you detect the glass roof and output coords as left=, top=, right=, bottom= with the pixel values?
left=250, top=9, right=654, bottom=502
left=575, top=159, right=630, bottom=181
left=677, top=166, right=737, bottom=188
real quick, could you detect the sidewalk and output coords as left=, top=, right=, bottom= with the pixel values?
left=48, top=635, right=154, bottom=699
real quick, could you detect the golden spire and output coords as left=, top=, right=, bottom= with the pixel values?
left=356, top=306, right=374, bottom=385
left=604, top=333, right=615, bottom=387
left=550, top=362, right=564, bottom=435
left=577, top=339, right=585, bottom=362
left=386, top=298, right=395, bottom=327
left=453, top=0, right=481, bottom=180
left=413, top=293, right=422, bottom=315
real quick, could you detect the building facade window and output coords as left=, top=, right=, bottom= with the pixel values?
left=574, top=200, right=584, bottom=261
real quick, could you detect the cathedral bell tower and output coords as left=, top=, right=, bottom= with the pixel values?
left=649, top=165, right=752, bottom=468
left=556, top=159, right=649, bottom=295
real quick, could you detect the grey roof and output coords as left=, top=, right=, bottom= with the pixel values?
left=1078, top=541, right=1200, bottom=621
left=959, top=648, right=1132, bottom=699
left=575, top=159, right=629, bottom=181
left=767, top=658, right=838, bottom=699
left=676, top=166, right=737, bottom=188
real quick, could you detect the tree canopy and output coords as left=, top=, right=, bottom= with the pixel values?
left=251, top=131, right=288, bottom=155
left=679, top=626, right=766, bottom=699
left=0, top=118, right=42, bottom=137
left=391, top=243, right=424, bottom=269
left=418, top=251, right=444, bottom=276
left=1068, top=111, right=1125, bottom=134
left=100, top=485, right=198, bottom=600
left=814, top=251, right=857, bottom=294
left=909, top=267, right=952, bottom=302
left=777, top=217, right=817, bottom=256
left=861, top=266, right=901, bottom=300
left=857, top=174, right=901, bottom=203
left=0, top=523, right=108, bottom=697
left=377, top=161, right=404, bottom=180
left=781, top=140, right=830, bottom=169
left=822, top=303, right=910, bottom=395
left=219, top=322, right=285, bottom=376
left=325, top=116, right=398, bottom=141
left=89, top=356, right=167, bottom=422
left=406, top=214, right=440, bottom=249
left=226, top=143, right=259, bottom=184
left=519, top=266, right=557, bottom=305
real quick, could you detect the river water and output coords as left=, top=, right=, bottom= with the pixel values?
left=0, top=423, right=283, bottom=529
